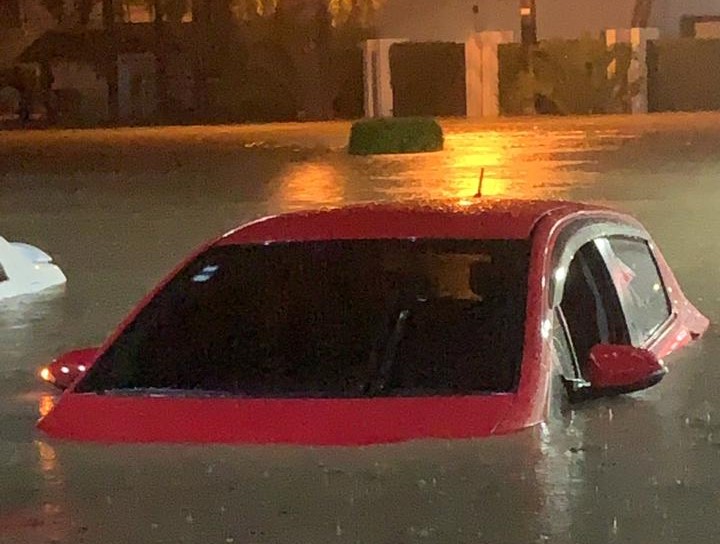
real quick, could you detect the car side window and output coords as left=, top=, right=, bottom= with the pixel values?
left=595, top=237, right=672, bottom=345
left=0, top=263, right=7, bottom=282
left=558, top=241, right=630, bottom=375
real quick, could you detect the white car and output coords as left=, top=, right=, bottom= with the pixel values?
left=0, top=236, right=66, bottom=300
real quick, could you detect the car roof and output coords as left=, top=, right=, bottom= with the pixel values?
left=216, top=199, right=607, bottom=246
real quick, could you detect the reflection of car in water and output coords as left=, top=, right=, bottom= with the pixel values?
left=0, top=236, right=66, bottom=300
left=37, top=200, right=708, bottom=445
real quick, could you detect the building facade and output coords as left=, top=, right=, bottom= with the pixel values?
left=374, top=0, right=720, bottom=42
left=1, top=0, right=198, bottom=124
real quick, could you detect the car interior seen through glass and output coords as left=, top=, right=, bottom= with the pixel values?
left=559, top=240, right=630, bottom=374
left=601, top=237, right=672, bottom=344
left=77, top=239, right=531, bottom=398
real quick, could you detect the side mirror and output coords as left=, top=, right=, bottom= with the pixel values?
left=586, top=344, right=667, bottom=396
left=39, top=347, right=99, bottom=391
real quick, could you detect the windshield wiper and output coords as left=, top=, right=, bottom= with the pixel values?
left=367, top=309, right=411, bottom=396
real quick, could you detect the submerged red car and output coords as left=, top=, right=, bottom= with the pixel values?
left=38, top=199, right=709, bottom=445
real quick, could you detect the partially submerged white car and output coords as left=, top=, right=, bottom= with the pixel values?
left=0, top=237, right=66, bottom=300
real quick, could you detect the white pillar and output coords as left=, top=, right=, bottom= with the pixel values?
left=363, top=39, right=406, bottom=118
left=629, top=27, right=659, bottom=114
left=606, top=27, right=659, bottom=114
left=465, top=31, right=515, bottom=118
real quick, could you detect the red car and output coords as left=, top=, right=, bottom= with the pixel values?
left=37, top=199, right=709, bottom=445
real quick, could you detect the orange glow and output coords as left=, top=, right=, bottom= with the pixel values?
left=40, top=367, right=52, bottom=382
left=441, top=127, right=586, bottom=202
left=273, top=162, right=345, bottom=209
left=38, top=393, right=55, bottom=418
left=35, top=440, right=57, bottom=474
left=445, top=132, right=512, bottom=198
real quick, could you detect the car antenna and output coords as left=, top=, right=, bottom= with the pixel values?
left=474, top=168, right=485, bottom=198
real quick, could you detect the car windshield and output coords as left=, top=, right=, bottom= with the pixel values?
left=78, top=238, right=530, bottom=398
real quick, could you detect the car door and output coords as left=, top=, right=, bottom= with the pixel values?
left=595, top=233, right=709, bottom=359
left=548, top=218, right=657, bottom=397
left=552, top=240, right=632, bottom=396
left=548, top=214, right=706, bottom=398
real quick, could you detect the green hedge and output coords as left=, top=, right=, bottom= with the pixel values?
left=348, top=117, right=444, bottom=156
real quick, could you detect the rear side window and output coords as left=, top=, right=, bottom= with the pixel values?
left=598, top=237, right=671, bottom=344
left=0, top=263, right=7, bottom=282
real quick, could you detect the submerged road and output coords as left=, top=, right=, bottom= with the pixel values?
left=1, top=112, right=720, bottom=543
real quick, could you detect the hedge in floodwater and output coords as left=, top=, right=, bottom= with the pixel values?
left=348, top=117, right=444, bottom=156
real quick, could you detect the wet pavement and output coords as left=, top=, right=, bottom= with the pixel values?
left=1, top=112, right=720, bottom=543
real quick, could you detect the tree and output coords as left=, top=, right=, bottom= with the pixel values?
left=40, top=0, right=64, bottom=21
left=40, top=0, right=102, bottom=25
left=143, top=0, right=195, bottom=120
left=156, top=0, right=192, bottom=22
left=102, top=0, right=119, bottom=122
left=222, top=0, right=382, bottom=120
left=227, top=0, right=381, bottom=28
left=631, top=0, right=653, bottom=28
left=76, top=0, right=100, bottom=24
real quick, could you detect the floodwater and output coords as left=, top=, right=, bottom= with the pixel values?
left=1, top=113, right=720, bottom=543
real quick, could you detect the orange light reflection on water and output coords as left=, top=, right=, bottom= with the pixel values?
left=38, top=393, right=55, bottom=418
left=442, top=128, right=592, bottom=202
left=35, top=440, right=58, bottom=475
left=268, top=128, right=591, bottom=209
left=272, top=162, right=346, bottom=210
left=445, top=132, right=512, bottom=199
left=28, top=438, right=70, bottom=543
